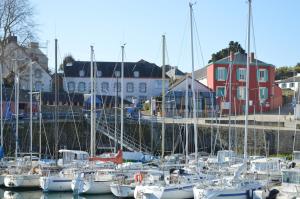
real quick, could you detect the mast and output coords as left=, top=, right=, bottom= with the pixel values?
left=14, top=60, right=19, bottom=160
left=54, top=39, right=58, bottom=160
left=228, top=52, right=233, bottom=151
left=139, top=110, right=142, bottom=151
left=189, top=2, right=198, bottom=160
left=90, top=46, right=95, bottom=157
left=120, top=45, right=125, bottom=150
left=244, top=0, right=252, bottom=160
left=30, top=62, right=33, bottom=162
left=185, top=75, right=189, bottom=164
left=0, top=62, right=3, bottom=149
left=161, top=35, right=166, bottom=158
left=39, top=92, right=42, bottom=159
left=114, top=75, right=118, bottom=153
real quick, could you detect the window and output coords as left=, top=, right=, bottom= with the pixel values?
left=259, top=87, right=268, bottom=100
left=35, top=81, right=43, bottom=91
left=127, top=82, right=134, bottom=93
left=78, top=82, right=86, bottom=92
left=115, top=71, right=120, bottom=77
left=101, top=82, right=109, bottom=93
left=34, top=69, right=42, bottom=78
left=215, top=67, right=227, bottom=81
left=134, top=71, right=139, bottom=78
left=155, top=80, right=162, bottom=89
left=216, top=86, right=225, bottom=97
left=67, top=82, right=75, bottom=92
left=237, top=86, right=246, bottom=100
left=79, top=70, right=85, bottom=77
left=237, top=68, right=246, bottom=81
left=139, top=83, right=147, bottom=93
left=257, top=69, right=268, bottom=82
left=114, top=82, right=121, bottom=92
left=290, top=83, right=294, bottom=88
left=281, top=83, right=286, bottom=88
left=96, top=70, right=102, bottom=77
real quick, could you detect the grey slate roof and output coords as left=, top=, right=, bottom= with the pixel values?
left=212, top=52, right=273, bottom=66
left=168, top=75, right=210, bottom=91
left=194, top=66, right=207, bottom=80
left=277, top=76, right=300, bottom=83
left=64, top=59, right=166, bottom=78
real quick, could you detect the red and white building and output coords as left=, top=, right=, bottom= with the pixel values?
left=195, top=52, right=282, bottom=114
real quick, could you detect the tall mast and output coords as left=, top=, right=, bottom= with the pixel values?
left=54, top=39, right=58, bottom=160
left=90, top=46, right=95, bottom=157
left=30, top=62, right=33, bottom=163
left=120, top=45, right=125, bottom=150
left=114, top=75, right=118, bottom=153
left=39, top=92, right=42, bottom=159
left=14, top=60, right=19, bottom=160
left=189, top=2, right=198, bottom=161
left=161, top=35, right=166, bottom=158
left=244, top=0, right=252, bottom=160
left=0, top=62, right=3, bottom=149
left=228, top=52, right=233, bottom=151
left=185, top=75, right=189, bottom=164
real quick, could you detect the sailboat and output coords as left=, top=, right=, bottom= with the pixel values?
left=193, top=1, right=268, bottom=198
left=4, top=61, right=42, bottom=188
left=134, top=11, right=205, bottom=197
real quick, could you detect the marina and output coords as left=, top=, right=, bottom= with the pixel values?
left=0, top=0, right=300, bottom=198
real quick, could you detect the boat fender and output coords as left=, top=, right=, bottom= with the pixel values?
left=266, top=189, right=279, bottom=199
left=134, top=173, right=143, bottom=183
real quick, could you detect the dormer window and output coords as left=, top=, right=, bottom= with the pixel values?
left=115, top=71, right=120, bottom=77
left=134, top=71, right=139, bottom=78
left=34, top=69, right=42, bottom=78
left=79, top=69, right=85, bottom=77
left=97, top=70, right=102, bottom=77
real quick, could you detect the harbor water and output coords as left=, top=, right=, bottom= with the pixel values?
left=0, top=187, right=117, bottom=199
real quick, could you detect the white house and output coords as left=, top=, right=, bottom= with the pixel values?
left=169, top=75, right=211, bottom=93
left=63, top=59, right=169, bottom=102
left=18, top=62, right=52, bottom=92
left=277, top=73, right=300, bottom=92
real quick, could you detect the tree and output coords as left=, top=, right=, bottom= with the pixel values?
left=60, top=54, right=75, bottom=70
left=0, top=0, right=35, bottom=62
left=208, top=41, right=246, bottom=63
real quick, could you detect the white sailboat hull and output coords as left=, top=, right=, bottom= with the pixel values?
left=73, top=179, right=112, bottom=195
left=135, top=184, right=194, bottom=199
left=4, top=174, right=41, bottom=188
left=110, top=183, right=135, bottom=198
left=193, top=186, right=261, bottom=199
left=40, top=176, right=72, bottom=192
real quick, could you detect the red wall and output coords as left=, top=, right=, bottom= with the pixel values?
left=207, top=63, right=282, bottom=114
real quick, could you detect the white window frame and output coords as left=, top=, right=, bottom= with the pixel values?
left=217, top=67, right=227, bottom=81
left=79, top=70, right=85, bottom=77
left=134, top=71, right=139, bottom=78
left=96, top=70, right=102, bottom=77
left=78, top=82, right=86, bottom=92
left=115, top=71, right=120, bottom=77
left=67, top=82, right=75, bottom=92
left=259, top=87, right=268, bottom=100
left=114, top=82, right=121, bottom=92
left=34, top=69, right=42, bottom=78
left=139, top=83, right=147, bottom=93
left=216, top=86, right=226, bottom=97
left=238, top=68, right=246, bottom=81
left=127, top=82, right=134, bottom=93
left=258, top=69, right=267, bottom=82
left=237, top=86, right=246, bottom=100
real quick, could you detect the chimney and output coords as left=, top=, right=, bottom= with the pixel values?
left=250, top=52, right=255, bottom=63
left=29, top=42, right=39, bottom=49
left=229, top=51, right=234, bottom=62
left=6, top=35, right=17, bottom=44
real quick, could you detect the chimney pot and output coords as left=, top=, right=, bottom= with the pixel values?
left=250, top=52, right=255, bottom=63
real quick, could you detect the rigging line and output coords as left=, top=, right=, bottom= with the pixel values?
left=192, top=11, right=205, bottom=68
left=41, top=117, right=52, bottom=157
left=176, top=10, right=189, bottom=67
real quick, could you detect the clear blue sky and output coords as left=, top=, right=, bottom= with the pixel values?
left=30, top=0, right=300, bottom=73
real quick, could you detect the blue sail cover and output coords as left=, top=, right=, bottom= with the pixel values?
left=0, top=146, right=4, bottom=159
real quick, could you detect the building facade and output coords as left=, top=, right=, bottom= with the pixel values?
left=63, top=59, right=169, bottom=103
left=277, top=73, right=300, bottom=92
left=196, top=52, right=282, bottom=113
